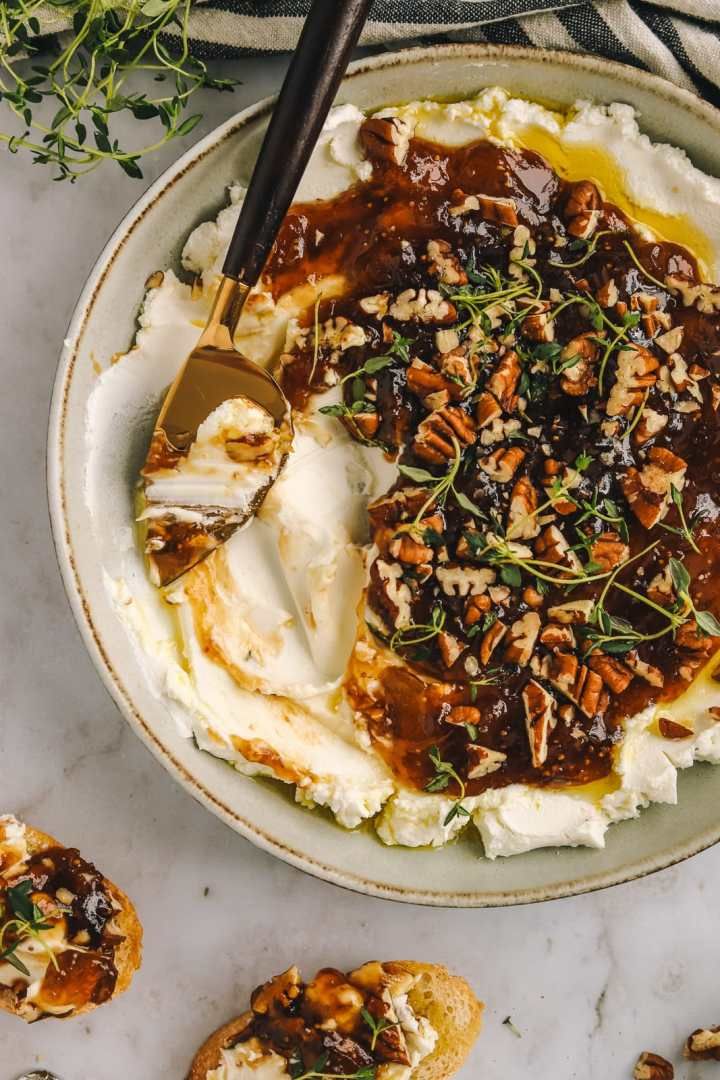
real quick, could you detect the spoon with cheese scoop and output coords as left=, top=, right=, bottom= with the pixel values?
left=140, top=0, right=372, bottom=587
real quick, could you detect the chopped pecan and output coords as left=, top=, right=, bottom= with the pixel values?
left=359, top=293, right=390, bottom=318
left=375, top=559, right=412, bottom=629
left=522, top=679, right=557, bottom=767
left=467, top=744, right=507, bottom=779
left=587, top=652, right=634, bottom=694
left=666, top=274, right=720, bottom=314
left=632, top=407, right=668, bottom=447
left=684, top=1026, right=720, bottom=1060
left=521, top=303, right=555, bottom=343
left=480, top=620, right=507, bottom=665
left=360, top=115, right=412, bottom=165
left=479, top=446, right=526, bottom=483
left=590, top=530, right=630, bottom=572
left=351, top=412, right=380, bottom=439
left=559, top=333, right=599, bottom=396
left=624, top=651, right=664, bottom=687
left=426, top=239, right=468, bottom=286
left=464, top=593, right=492, bottom=626
left=436, top=565, right=495, bottom=597
left=507, top=476, right=540, bottom=540
left=251, top=966, right=302, bottom=1016
left=676, top=619, right=715, bottom=652
left=321, top=316, right=367, bottom=352
left=656, top=321, right=686, bottom=352
left=596, top=278, right=619, bottom=308
left=621, top=446, right=687, bottom=529
left=535, top=525, right=581, bottom=575
left=435, top=328, right=460, bottom=354
left=634, top=1051, right=674, bottom=1080
left=449, top=188, right=519, bottom=225
left=658, top=717, right=693, bottom=739
left=504, top=612, right=541, bottom=666
left=523, top=586, right=545, bottom=608
left=389, top=288, right=456, bottom=323
left=438, top=631, right=464, bottom=668
left=389, top=534, right=434, bottom=565
left=541, top=459, right=577, bottom=515
left=475, top=390, right=503, bottom=429
left=564, top=180, right=602, bottom=239
left=413, top=405, right=476, bottom=464
left=440, top=346, right=475, bottom=386
left=606, top=345, right=659, bottom=417
left=486, top=350, right=522, bottom=409
left=545, top=652, right=605, bottom=717
left=406, top=358, right=459, bottom=403
left=445, top=705, right=482, bottom=728
left=539, top=623, right=576, bottom=650
left=547, top=599, right=594, bottom=624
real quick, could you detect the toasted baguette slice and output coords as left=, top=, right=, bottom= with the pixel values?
left=0, top=819, right=142, bottom=1022
left=189, top=961, right=482, bottom=1080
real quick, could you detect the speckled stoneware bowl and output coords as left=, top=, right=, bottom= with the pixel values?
left=48, top=45, right=720, bottom=906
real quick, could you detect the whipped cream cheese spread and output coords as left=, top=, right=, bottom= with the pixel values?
left=87, top=89, right=720, bottom=859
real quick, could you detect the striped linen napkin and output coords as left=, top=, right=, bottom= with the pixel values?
left=32, top=0, right=720, bottom=105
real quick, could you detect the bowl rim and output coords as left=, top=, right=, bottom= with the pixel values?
left=47, top=42, right=720, bottom=907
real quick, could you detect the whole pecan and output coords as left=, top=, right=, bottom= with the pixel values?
left=413, top=405, right=477, bottom=464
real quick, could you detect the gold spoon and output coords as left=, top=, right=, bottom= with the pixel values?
left=140, top=0, right=372, bottom=587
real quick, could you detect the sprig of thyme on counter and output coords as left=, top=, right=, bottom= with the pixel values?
left=0, top=0, right=236, bottom=180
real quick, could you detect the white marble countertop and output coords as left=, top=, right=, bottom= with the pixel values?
left=2, top=51, right=720, bottom=1080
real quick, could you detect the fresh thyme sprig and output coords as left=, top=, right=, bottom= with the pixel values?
left=361, top=1008, right=400, bottom=1052
left=0, top=0, right=236, bottom=180
left=340, top=331, right=412, bottom=385
left=390, top=604, right=446, bottom=652
left=550, top=230, right=613, bottom=269
left=289, top=1052, right=375, bottom=1080
left=0, top=880, right=58, bottom=977
left=669, top=558, right=720, bottom=637
left=656, top=485, right=703, bottom=555
left=425, top=746, right=470, bottom=826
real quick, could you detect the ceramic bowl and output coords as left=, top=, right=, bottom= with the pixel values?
left=48, top=44, right=720, bottom=906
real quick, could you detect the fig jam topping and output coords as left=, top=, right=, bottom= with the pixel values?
left=271, top=119, right=720, bottom=800
left=0, top=846, right=120, bottom=1013
left=236, top=963, right=418, bottom=1075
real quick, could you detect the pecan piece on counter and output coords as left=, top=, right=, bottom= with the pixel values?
left=633, top=1051, right=674, bottom=1080
left=359, top=115, right=412, bottom=166
left=621, top=446, right=687, bottom=529
left=426, top=239, right=468, bottom=286
left=684, top=1026, right=720, bottom=1060
left=413, top=405, right=477, bottom=464
left=522, top=679, right=557, bottom=767
left=504, top=612, right=541, bottom=666
left=467, top=743, right=507, bottom=779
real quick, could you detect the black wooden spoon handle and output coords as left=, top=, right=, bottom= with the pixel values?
left=222, top=0, right=373, bottom=285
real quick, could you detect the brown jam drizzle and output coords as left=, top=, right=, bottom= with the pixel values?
left=265, top=119, right=720, bottom=798
left=2, top=847, right=120, bottom=1010
left=232, top=964, right=414, bottom=1074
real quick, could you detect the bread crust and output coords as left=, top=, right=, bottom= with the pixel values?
left=0, top=821, right=142, bottom=1022
left=187, top=962, right=482, bottom=1079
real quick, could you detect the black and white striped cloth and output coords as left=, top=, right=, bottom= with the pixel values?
left=37, top=1, right=720, bottom=107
